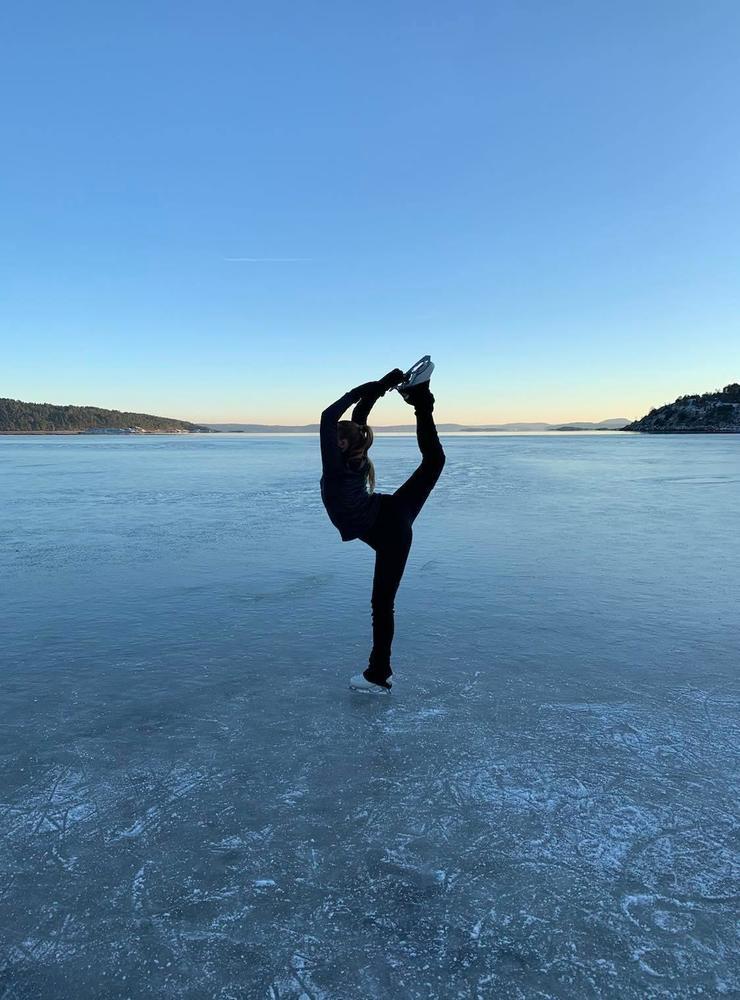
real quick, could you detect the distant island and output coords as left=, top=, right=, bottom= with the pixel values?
left=208, top=418, right=630, bottom=433
left=0, top=398, right=212, bottom=434
left=624, top=383, right=740, bottom=433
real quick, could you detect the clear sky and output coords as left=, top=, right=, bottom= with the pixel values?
left=2, top=1, right=739, bottom=425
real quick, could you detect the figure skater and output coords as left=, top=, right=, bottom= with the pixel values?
left=319, top=357, right=445, bottom=694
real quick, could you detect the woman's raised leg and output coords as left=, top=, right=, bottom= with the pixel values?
left=393, top=396, right=446, bottom=524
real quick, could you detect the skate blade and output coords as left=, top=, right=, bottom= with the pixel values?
left=349, top=681, right=391, bottom=695
left=403, top=355, right=431, bottom=381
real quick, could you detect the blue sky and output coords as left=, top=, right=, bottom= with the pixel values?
left=2, top=1, right=739, bottom=424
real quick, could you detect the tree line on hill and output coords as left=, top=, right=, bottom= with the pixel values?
left=0, top=398, right=211, bottom=433
left=672, top=383, right=740, bottom=405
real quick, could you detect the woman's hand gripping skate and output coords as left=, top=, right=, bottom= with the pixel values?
left=378, top=368, right=406, bottom=394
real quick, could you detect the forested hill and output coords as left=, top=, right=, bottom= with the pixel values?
left=624, top=383, right=740, bottom=433
left=0, top=398, right=212, bottom=433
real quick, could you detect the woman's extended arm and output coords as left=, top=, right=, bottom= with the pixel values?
left=351, top=385, right=384, bottom=426
left=320, top=370, right=405, bottom=474
left=320, top=381, right=381, bottom=475
left=353, top=367, right=405, bottom=424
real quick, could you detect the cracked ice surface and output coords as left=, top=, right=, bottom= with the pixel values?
left=1, top=432, right=739, bottom=999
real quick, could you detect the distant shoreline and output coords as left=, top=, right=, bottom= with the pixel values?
left=0, top=430, right=208, bottom=437
left=0, top=430, right=200, bottom=436
left=0, top=429, right=633, bottom=437
left=9, top=428, right=733, bottom=437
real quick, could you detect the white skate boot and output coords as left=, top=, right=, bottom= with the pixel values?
left=349, top=673, right=392, bottom=695
left=395, top=355, right=435, bottom=403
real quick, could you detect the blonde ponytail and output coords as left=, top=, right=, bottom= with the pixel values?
left=337, top=420, right=376, bottom=494
left=365, top=456, right=376, bottom=494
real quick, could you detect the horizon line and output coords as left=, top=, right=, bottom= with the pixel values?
left=199, top=418, right=633, bottom=427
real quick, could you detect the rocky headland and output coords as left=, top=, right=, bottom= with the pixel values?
left=624, top=383, right=740, bottom=433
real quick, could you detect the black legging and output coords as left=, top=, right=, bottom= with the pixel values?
left=358, top=408, right=446, bottom=684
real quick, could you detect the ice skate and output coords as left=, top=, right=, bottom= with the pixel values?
left=349, top=672, right=392, bottom=695
left=396, top=356, right=435, bottom=407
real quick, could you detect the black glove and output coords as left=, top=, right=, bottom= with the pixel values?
left=378, top=368, right=406, bottom=392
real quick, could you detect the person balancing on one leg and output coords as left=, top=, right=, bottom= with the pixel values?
left=319, top=356, right=446, bottom=694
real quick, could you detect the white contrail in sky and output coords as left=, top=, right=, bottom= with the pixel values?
left=223, top=257, right=312, bottom=262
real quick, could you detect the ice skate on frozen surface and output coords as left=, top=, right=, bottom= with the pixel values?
left=349, top=673, right=392, bottom=695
